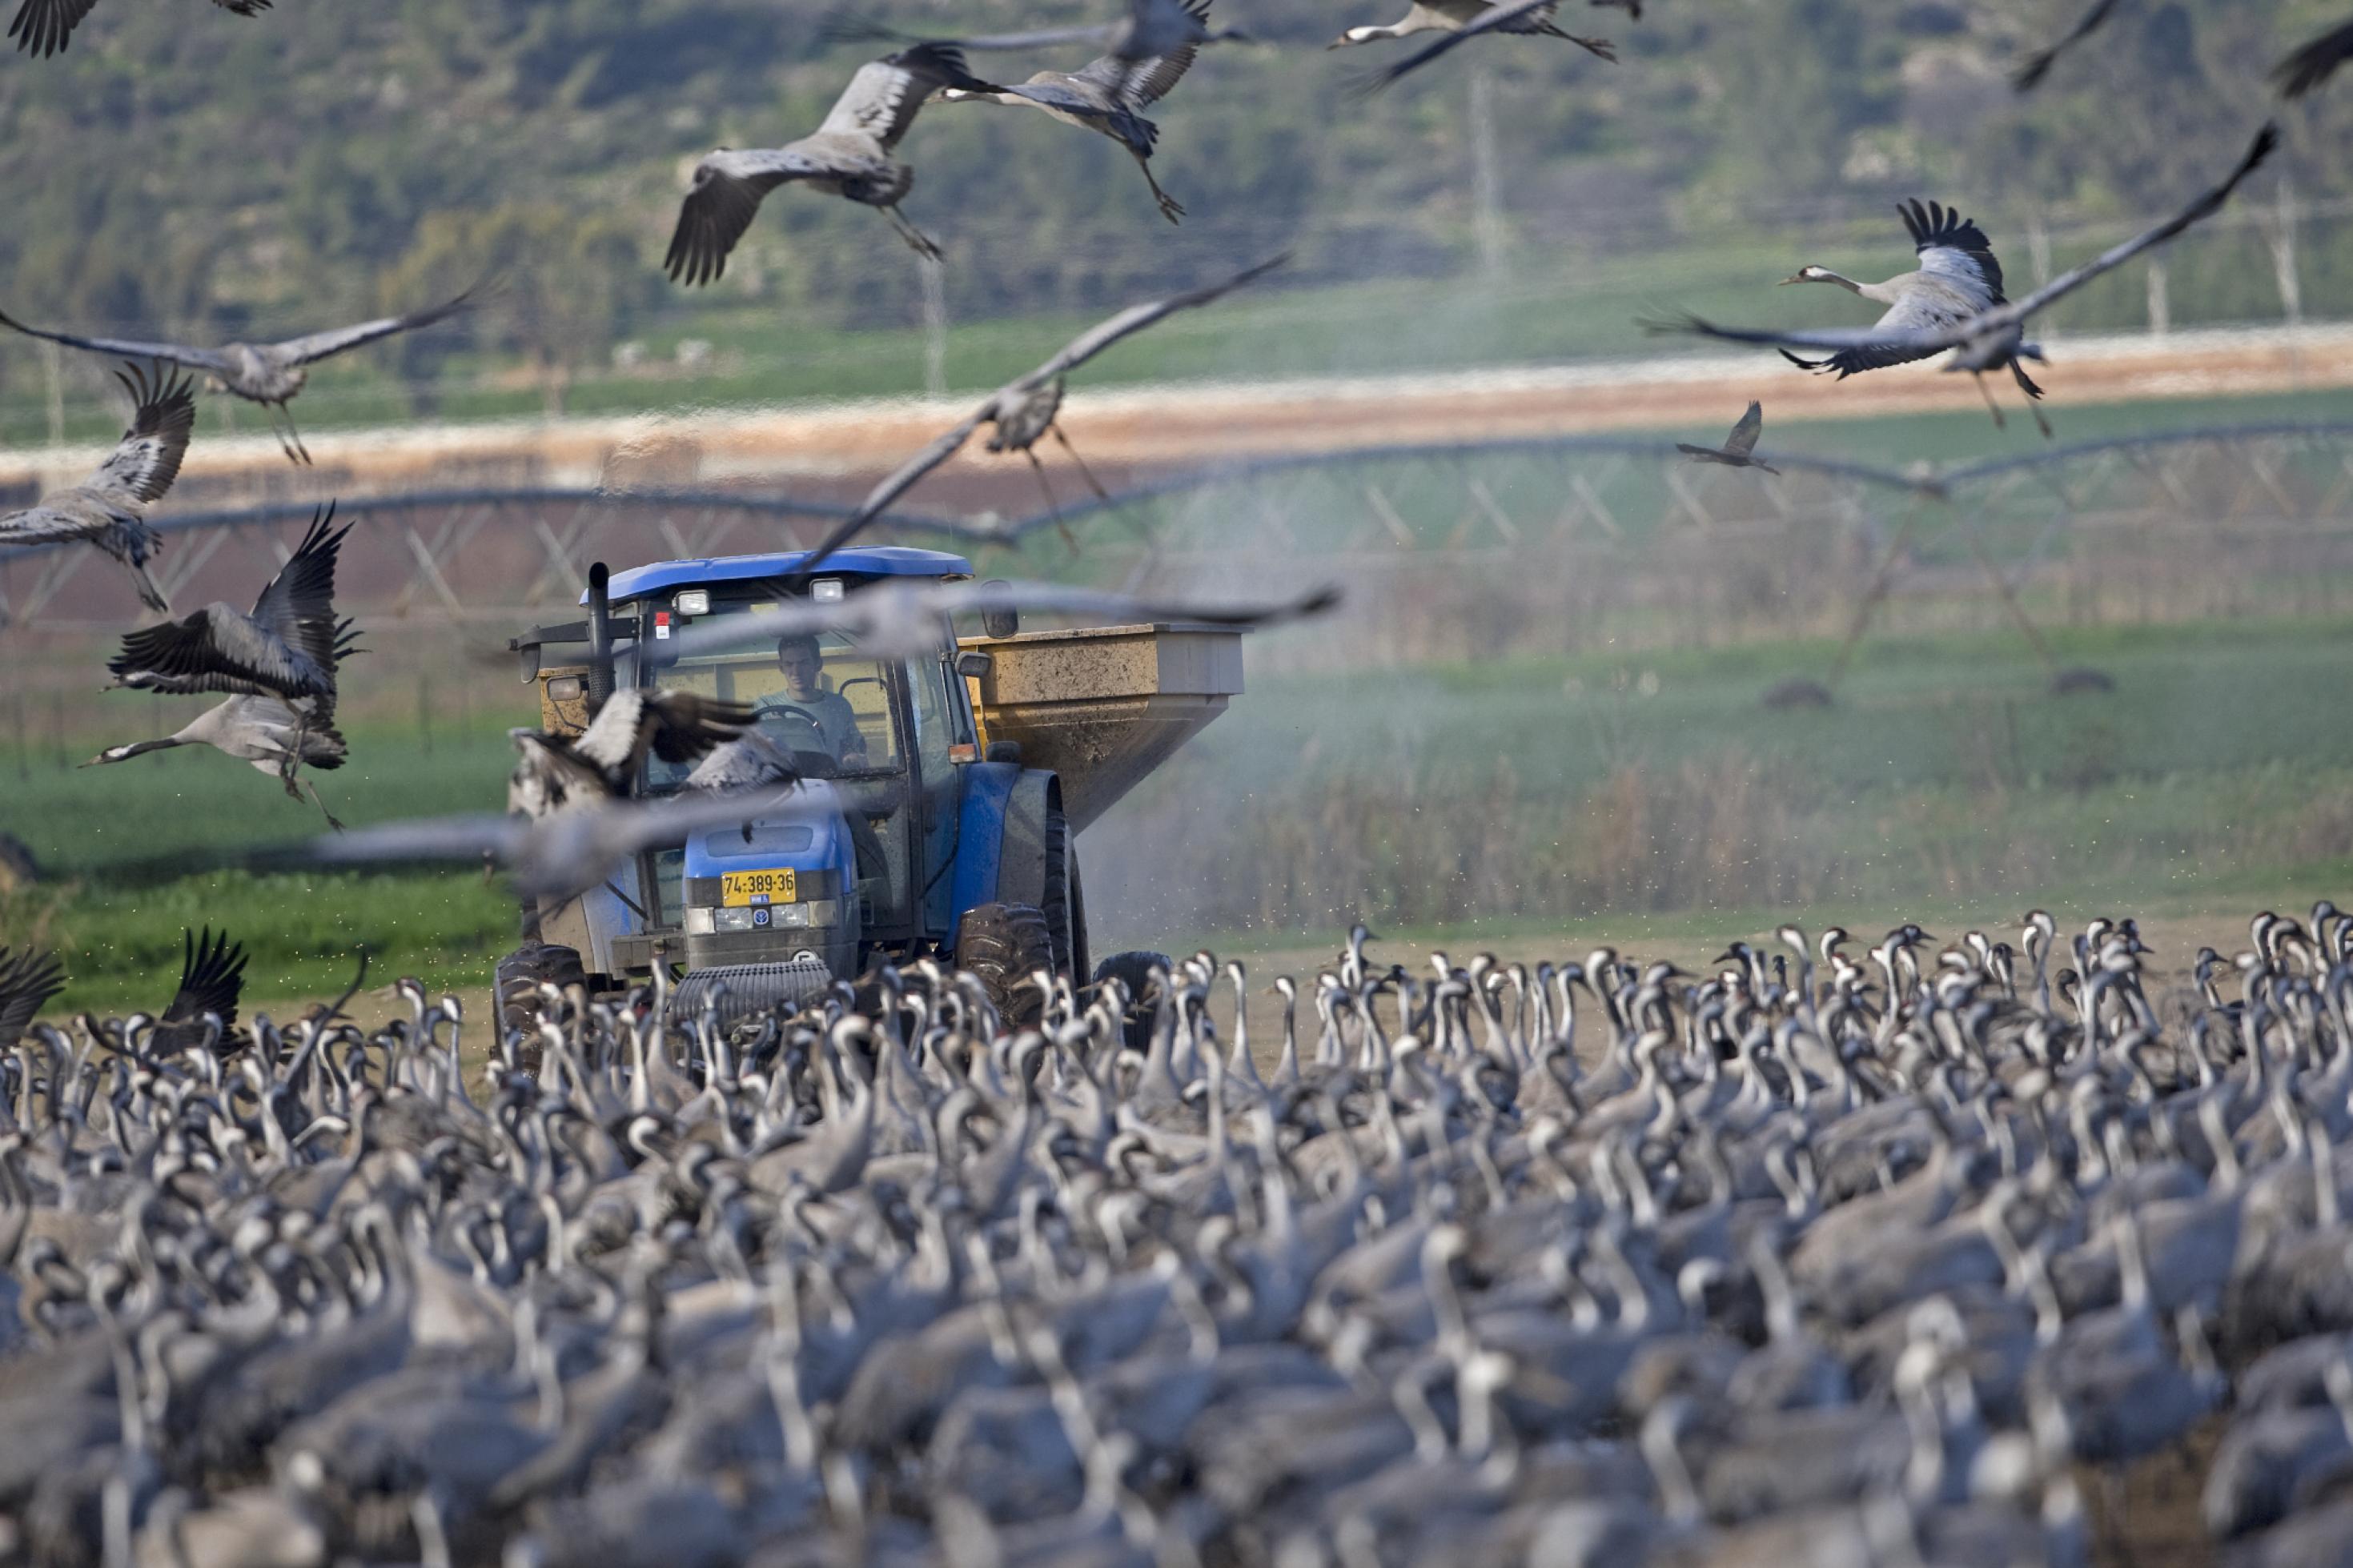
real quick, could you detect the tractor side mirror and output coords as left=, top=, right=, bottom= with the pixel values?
left=980, top=580, right=1019, bottom=640
left=954, top=649, right=994, bottom=680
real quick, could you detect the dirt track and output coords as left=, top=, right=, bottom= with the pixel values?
left=6, top=323, right=2351, bottom=499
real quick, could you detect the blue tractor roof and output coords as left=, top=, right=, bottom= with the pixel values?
left=591, top=546, right=973, bottom=605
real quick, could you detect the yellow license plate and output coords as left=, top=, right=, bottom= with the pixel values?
left=721, top=868, right=797, bottom=907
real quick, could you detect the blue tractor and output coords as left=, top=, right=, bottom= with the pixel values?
left=503, top=546, right=1248, bottom=1021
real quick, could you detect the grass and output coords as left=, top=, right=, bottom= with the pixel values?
left=9, top=612, right=2347, bottom=1011
left=1078, top=614, right=2353, bottom=947
left=3, top=230, right=2347, bottom=451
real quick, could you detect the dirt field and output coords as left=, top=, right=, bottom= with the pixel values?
left=285, top=901, right=2280, bottom=1071
left=6, top=322, right=2350, bottom=497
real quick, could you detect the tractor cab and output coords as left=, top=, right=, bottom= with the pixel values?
left=508, top=543, right=1251, bottom=1021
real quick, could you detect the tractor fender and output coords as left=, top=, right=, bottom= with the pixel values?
left=946, top=765, right=1060, bottom=950
left=994, top=769, right=1063, bottom=913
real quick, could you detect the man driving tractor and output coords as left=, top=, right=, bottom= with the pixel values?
left=768, top=633, right=869, bottom=768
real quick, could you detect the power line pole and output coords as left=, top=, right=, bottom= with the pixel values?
left=2267, top=175, right=2303, bottom=325
left=2145, top=258, right=2170, bottom=336
left=41, top=341, right=63, bottom=447
left=921, top=256, right=950, bottom=397
left=1469, top=68, right=1507, bottom=278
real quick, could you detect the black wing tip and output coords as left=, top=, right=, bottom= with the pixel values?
left=2271, top=19, right=2353, bottom=98
left=2242, top=120, right=2283, bottom=173
left=817, top=6, right=908, bottom=47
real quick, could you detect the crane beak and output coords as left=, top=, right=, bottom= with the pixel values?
left=1777, top=273, right=1808, bottom=287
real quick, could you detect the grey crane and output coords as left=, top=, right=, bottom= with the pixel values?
left=506, top=689, right=754, bottom=821
left=1341, top=0, right=1617, bottom=96
left=0, top=364, right=195, bottom=613
left=84, top=685, right=358, bottom=831
left=6, top=0, right=265, bottom=58
left=665, top=45, right=1000, bottom=283
left=105, top=502, right=353, bottom=708
left=827, top=0, right=1249, bottom=107
left=1329, top=0, right=1616, bottom=64
left=87, top=596, right=360, bottom=831
left=1676, top=402, right=1781, bottom=477
left=937, top=0, right=1212, bottom=224
left=790, top=251, right=1287, bottom=577
left=0, top=287, right=475, bottom=466
left=1647, top=123, right=2279, bottom=436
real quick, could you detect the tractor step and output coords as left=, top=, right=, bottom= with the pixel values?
left=668, top=956, right=836, bottom=1028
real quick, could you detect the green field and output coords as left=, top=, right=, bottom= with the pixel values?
left=6, top=609, right=2349, bottom=1013
left=8, top=237, right=2350, bottom=451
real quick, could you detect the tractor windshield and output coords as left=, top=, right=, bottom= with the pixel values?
left=637, top=607, right=907, bottom=788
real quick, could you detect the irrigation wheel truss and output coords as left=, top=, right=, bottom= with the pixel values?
left=4, top=423, right=2351, bottom=660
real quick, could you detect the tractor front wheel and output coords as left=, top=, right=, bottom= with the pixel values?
left=956, top=902, right=1054, bottom=1029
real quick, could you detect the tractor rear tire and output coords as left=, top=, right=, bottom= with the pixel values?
left=1090, top=949, right=1172, bottom=1053
left=956, top=902, right=1054, bottom=1029
left=1039, top=791, right=1074, bottom=979
left=496, top=942, right=586, bottom=1031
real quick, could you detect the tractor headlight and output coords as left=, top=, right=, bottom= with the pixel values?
left=687, top=900, right=838, bottom=936
left=675, top=589, right=711, bottom=616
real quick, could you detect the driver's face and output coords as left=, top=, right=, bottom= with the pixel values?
left=779, top=647, right=821, bottom=698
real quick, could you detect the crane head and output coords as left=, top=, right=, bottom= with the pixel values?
left=1779, top=266, right=1836, bottom=287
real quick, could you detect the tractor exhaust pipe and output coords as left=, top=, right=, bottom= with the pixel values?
left=586, top=562, right=615, bottom=709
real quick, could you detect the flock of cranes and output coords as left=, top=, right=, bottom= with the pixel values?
left=0, top=908, right=2349, bottom=1563
left=0, top=6, right=2351, bottom=1560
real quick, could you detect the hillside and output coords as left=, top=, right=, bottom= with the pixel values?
left=0, top=0, right=2347, bottom=440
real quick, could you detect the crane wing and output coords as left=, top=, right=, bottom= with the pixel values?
left=82, top=364, right=197, bottom=503
left=311, top=812, right=531, bottom=867
left=2011, top=0, right=2122, bottom=90
left=1958, top=122, right=2278, bottom=339
left=673, top=577, right=1339, bottom=666
left=0, top=504, right=102, bottom=546
left=571, top=689, right=755, bottom=780
left=158, top=927, right=246, bottom=1037
left=2275, top=17, right=2353, bottom=99
left=1722, top=401, right=1765, bottom=459
left=265, top=287, right=476, bottom=367
left=819, top=9, right=1117, bottom=53
left=247, top=502, right=351, bottom=678
left=939, top=578, right=1343, bottom=631
left=0, top=946, right=65, bottom=1049
left=790, top=413, right=991, bottom=579
left=1900, top=199, right=2005, bottom=305
left=0, top=310, right=235, bottom=375
left=1072, top=0, right=1207, bottom=106
left=820, top=46, right=994, bottom=149
left=789, top=255, right=1283, bottom=579
left=1346, top=0, right=1610, bottom=95
left=6, top=0, right=98, bottom=57
left=110, top=605, right=325, bottom=699
left=665, top=149, right=807, bottom=287
left=1641, top=311, right=1962, bottom=369
left=1019, top=251, right=1287, bottom=387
